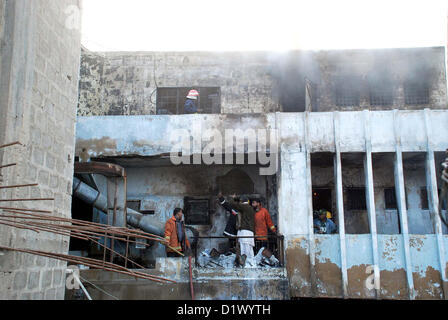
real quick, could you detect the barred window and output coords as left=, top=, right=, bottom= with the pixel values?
left=184, top=197, right=210, bottom=225
left=346, top=187, right=367, bottom=210
left=156, top=87, right=221, bottom=115
left=404, top=81, right=429, bottom=105
left=334, top=76, right=360, bottom=107
left=369, top=83, right=393, bottom=106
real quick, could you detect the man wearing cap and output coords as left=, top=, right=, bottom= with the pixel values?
left=184, top=89, right=199, bottom=114
left=313, top=209, right=338, bottom=234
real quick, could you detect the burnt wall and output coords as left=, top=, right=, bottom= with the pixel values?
left=78, top=47, right=447, bottom=116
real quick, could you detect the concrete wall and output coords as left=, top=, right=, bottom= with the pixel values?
left=0, top=0, right=82, bottom=300
left=77, top=47, right=447, bottom=116
left=88, top=164, right=276, bottom=262
left=78, top=51, right=280, bottom=116
left=76, top=109, right=448, bottom=299
left=69, top=258, right=289, bottom=300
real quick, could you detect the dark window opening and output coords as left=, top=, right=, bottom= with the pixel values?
left=421, top=188, right=446, bottom=210
left=156, top=87, right=221, bottom=115
left=334, top=76, right=360, bottom=107
left=70, top=197, right=93, bottom=252
left=127, top=200, right=141, bottom=212
left=312, top=188, right=333, bottom=213
left=127, top=200, right=155, bottom=215
left=346, top=187, right=367, bottom=210
left=368, top=72, right=393, bottom=106
left=369, top=85, right=393, bottom=106
left=184, top=197, right=210, bottom=225
left=404, top=81, right=429, bottom=105
left=384, top=188, right=397, bottom=209
left=421, top=188, right=429, bottom=210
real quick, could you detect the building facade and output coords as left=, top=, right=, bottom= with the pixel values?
left=74, top=47, right=448, bottom=299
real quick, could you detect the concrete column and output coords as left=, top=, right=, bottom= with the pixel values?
left=304, top=112, right=317, bottom=295
left=333, top=112, right=348, bottom=298
left=363, top=110, right=381, bottom=299
left=393, top=110, right=415, bottom=300
left=424, top=109, right=448, bottom=299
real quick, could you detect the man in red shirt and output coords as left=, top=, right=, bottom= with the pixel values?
left=251, top=198, right=277, bottom=253
left=164, top=208, right=191, bottom=257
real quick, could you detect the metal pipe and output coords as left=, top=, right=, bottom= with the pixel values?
left=72, top=177, right=164, bottom=236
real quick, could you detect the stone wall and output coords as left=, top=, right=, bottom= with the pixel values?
left=0, top=0, right=82, bottom=300
left=78, top=47, right=447, bottom=116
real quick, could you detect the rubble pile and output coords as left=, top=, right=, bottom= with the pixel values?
left=196, top=248, right=280, bottom=269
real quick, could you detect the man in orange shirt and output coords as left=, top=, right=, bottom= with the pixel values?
left=251, top=198, right=277, bottom=253
left=164, top=208, right=191, bottom=257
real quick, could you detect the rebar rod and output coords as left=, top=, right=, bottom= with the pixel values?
left=0, top=141, right=22, bottom=149
left=0, top=198, right=54, bottom=202
left=0, top=183, right=38, bottom=189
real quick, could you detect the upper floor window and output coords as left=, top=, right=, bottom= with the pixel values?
left=384, top=187, right=397, bottom=209
left=368, top=75, right=393, bottom=106
left=345, top=187, right=367, bottom=210
left=404, top=81, right=429, bottom=105
left=156, top=87, right=221, bottom=115
left=334, top=76, right=361, bottom=107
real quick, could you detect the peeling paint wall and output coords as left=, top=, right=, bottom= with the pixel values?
left=75, top=110, right=448, bottom=300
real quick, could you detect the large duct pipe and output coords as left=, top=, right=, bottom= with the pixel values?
left=72, top=177, right=165, bottom=236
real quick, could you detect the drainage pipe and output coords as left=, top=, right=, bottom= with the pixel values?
left=72, top=177, right=165, bottom=236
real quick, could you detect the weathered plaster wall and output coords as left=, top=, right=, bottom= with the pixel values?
left=0, top=0, right=82, bottom=300
left=75, top=110, right=448, bottom=299
left=77, top=47, right=447, bottom=116
left=78, top=50, right=280, bottom=116
left=105, top=165, right=276, bottom=258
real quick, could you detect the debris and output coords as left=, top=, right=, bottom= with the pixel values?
left=209, top=248, right=220, bottom=258
left=197, top=247, right=279, bottom=269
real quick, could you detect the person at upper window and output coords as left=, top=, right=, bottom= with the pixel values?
left=313, top=209, right=337, bottom=234
left=184, top=89, right=199, bottom=114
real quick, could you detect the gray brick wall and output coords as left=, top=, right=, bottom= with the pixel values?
left=0, top=0, right=81, bottom=300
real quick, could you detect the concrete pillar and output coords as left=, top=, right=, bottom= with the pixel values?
left=363, top=110, right=381, bottom=299
left=424, top=109, right=448, bottom=299
left=333, top=112, right=348, bottom=298
left=393, top=110, right=415, bottom=300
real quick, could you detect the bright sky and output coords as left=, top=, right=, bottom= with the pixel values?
left=81, top=0, right=448, bottom=51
